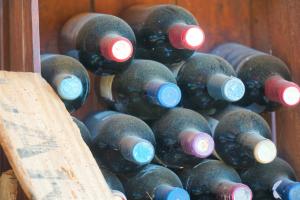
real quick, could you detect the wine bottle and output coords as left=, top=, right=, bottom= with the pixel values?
left=180, top=159, right=252, bottom=200
left=173, top=53, right=245, bottom=112
left=72, top=116, right=92, bottom=146
left=100, top=167, right=127, bottom=200
left=84, top=111, right=155, bottom=171
left=152, top=107, right=214, bottom=168
left=120, top=4, right=205, bottom=64
left=95, top=59, right=182, bottom=120
left=204, top=104, right=249, bottom=133
left=240, top=158, right=300, bottom=200
left=214, top=109, right=277, bottom=168
left=211, top=43, right=300, bottom=112
left=41, top=54, right=90, bottom=112
left=60, top=13, right=136, bottom=75
left=121, top=164, right=190, bottom=200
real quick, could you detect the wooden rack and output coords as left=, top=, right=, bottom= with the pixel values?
left=0, top=0, right=300, bottom=199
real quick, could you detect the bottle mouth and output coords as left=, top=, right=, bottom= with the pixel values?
left=156, top=83, right=182, bottom=108
left=281, top=86, right=300, bottom=106
left=221, top=77, right=245, bottom=102
left=231, top=184, right=253, bottom=200
left=168, top=24, right=205, bottom=50
left=286, top=183, right=300, bottom=199
left=57, top=75, right=83, bottom=101
left=254, top=139, right=277, bottom=164
left=155, top=185, right=190, bottom=200
left=131, top=141, right=155, bottom=164
left=100, top=35, right=133, bottom=62
left=181, top=131, right=214, bottom=158
left=265, top=75, right=300, bottom=106
left=182, top=27, right=205, bottom=49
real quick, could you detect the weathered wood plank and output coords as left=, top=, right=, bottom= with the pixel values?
left=0, top=71, right=113, bottom=199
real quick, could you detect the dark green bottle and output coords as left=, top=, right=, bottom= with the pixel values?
left=95, top=59, right=182, bottom=120
left=41, top=54, right=90, bottom=112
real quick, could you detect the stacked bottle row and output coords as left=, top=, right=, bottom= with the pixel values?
left=39, top=4, right=300, bottom=200
left=72, top=106, right=300, bottom=200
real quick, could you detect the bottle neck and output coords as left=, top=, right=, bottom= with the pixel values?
left=99, top=33, right=133, bottom=62
left=53, top=73, right=83, bottom=101
left=214, top=180, right=252, bottom=200
left=179, top=129, right=214, bottom=158
left=155, top=184, right=190, bottom=200
left=119, top=135, right=154, bottom=165
left=265, top=75, right=300, bottom=106
left=238, top=133, right=277, bottom=164
left=207, top=73, right=245, bottom=102
left=168, top=23, right=205, bottom=50
left=111, top=190, right=127, bottom=200
left=272, top=178, right=300, bottom=200
left=145, top=80, right=181, bottom=108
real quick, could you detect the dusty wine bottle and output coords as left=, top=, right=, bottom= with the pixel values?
left=172, top=53, right=245, bottom=112
left=204, top=104, right=250, bottom=133
left=214, top=109, right=277, bottom=168
left=240, top=158, right=300, bottom=200
left=179, top=159, right=252, bottom=200
left=84, top=111, right=155, bottom=170
left=95, top=59, right=182, bottom=120
left=100, top=167, right=127, bottom=200
left=121, top=164, right=190, bottom=200
left=211, top=43, right=300, bottom=112
left=41, top=54, right=90, bottom=112
left=120, top=4, right=205, bottom=64
left=152, top=108, right=214, bottom=168
left=60, top=13, right=136, bottom=75
left=72, top=116, right=92, bottom=146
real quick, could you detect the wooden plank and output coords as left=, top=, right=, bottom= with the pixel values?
left=0, top=71, right=113, bottom=200
left=177, top=0, right=252, bottom=51
left=0, top=170, right=18, bottom=200
left=8, top=0, right=40, bottom=72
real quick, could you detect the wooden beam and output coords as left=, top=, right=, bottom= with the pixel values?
left=0, top=71, right=113, bottom=200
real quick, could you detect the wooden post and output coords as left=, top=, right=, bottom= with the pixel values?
left=0, top=0, right=40, bottom=72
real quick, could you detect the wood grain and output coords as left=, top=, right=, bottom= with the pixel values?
left=39, top=0, right=91, bottom=54
left=0, top=0, right=9, bottom=70
left=94, top=0, right=176, bottom=15
left=0, top=71, right=113, bottom=199
left=0, top=170, right=18, bottom=200
left=8, top=0, right=40, bottom=72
